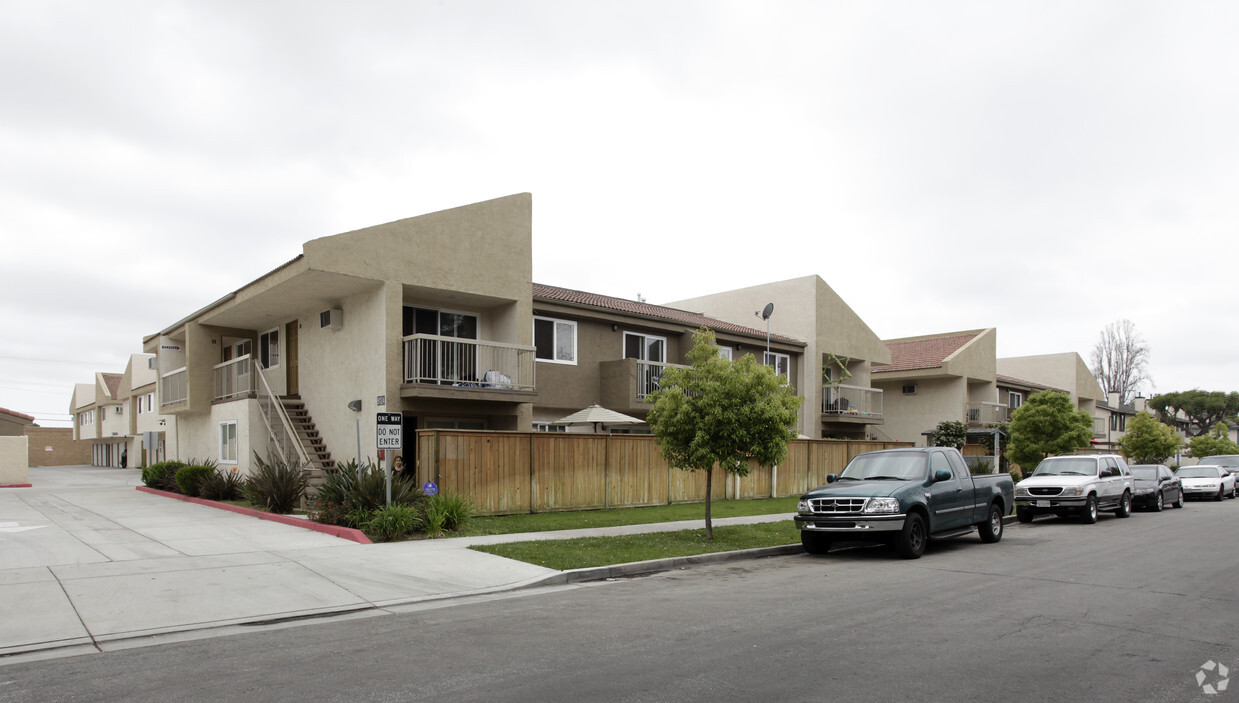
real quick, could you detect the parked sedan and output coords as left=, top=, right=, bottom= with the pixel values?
left=1176, top=465, right=1237, bottom=501
left=1128, top=464, right=1183, bottom=511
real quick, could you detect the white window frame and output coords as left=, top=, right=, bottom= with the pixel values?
left=533, top=423, right=568, bottom=433
left=763, top=351, right=791, bottom=380
left=259, top=328, right=281, bottom=369
left=902, top=384, right=918, bottom=395
left=1009, top=391, right=1023, bottom=409
left=623, top=331, right=667, bottom=362
left=533, top=316, right=578, bottom=365
left=219, top=420, right=238, bottom=464
left=716, top=346, right=733, bottom=361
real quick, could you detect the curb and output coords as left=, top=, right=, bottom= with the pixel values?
left=519, top=544, right=806, bottom=588
left=1, top=484, right=32, bottom=489
left=135, top=486, right=372, bottom=544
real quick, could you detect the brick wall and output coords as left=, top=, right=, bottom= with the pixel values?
left=25, top=427, right=91, bottom=467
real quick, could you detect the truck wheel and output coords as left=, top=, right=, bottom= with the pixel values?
left=800, top=532, right=831, bottom=555
left=1115, top=491, right=1132, bottom=518
left=978, top=503, right=1003, bottom=543
left=894, top=513, right=926, bottom=559
left=1080, top=495, right=1098, bottom=524
left=1016, top=507, right=1035, bottom=523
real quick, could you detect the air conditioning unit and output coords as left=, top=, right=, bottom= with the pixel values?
left=320, top=308, right=343, bottom=330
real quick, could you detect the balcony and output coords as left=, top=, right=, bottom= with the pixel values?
left=822, top=384, right=883, bottom=423
left=213, top=355, right=255, bottom=402
left=599, top=358, right=687, bottom=415
left=966, top=402, right=1010, bottom=427
left=401, top=334, right=536, bottom=401
left=160, top=367, right=187, bottom=408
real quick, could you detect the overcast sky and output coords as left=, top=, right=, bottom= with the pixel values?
left=3, top=1, right=1237, bottom=427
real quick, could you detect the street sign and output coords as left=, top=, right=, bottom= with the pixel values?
left=376, top=412, right=402, bottom=449
left=422, top=481, right=438, bottom=496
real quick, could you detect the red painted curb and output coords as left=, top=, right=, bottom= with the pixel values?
left=135, top=486, right=372, bottom=544
left=1, top=484, right=33, bottom=488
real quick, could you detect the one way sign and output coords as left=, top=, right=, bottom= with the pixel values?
left=376, top=412, right=402, bottom=449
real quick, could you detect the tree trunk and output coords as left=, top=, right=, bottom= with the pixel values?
left=704, top=465, right=714, bottom=541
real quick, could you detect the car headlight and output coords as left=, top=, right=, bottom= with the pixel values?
left=1015, top=486, right=1030, bottom=497
left=1060, top=486, right=1083, bottom=496
left=797, top=499, right=811, bottom=515
left=863, top=497, right=900, bottom=514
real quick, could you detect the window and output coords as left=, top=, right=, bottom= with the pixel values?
left=403, top=307, right=478, bottom=339
left=764, top=352, right=790, bottom=380
left=80, top=410, right=92, bottom=426
left=623, top=332, right=666, bottom=362
left=100, top=407, right=107, bottom=421
left=534, top=423, right=568, bottom=432
left=219, top=421, right=238, bottom=463
left=1008, top=392, right=1023, bottom=409
left=259, top=328, right=280, bottom=369
left=902, top=384, right=917, bottom=395
left=716, top=346, right=733, bottom=361
left=147, top=393, right=155, bottom=412
left=534, top=317, right=577, bottom=364
left=115, top=404, right=123, bottom=416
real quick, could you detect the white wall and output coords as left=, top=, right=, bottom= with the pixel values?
left=0, top=436, right=29, bottom=485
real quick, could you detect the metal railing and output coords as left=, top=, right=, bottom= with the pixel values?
left=213, top=355, right=254, bottom=401
left=822, top=384, right=883, bottom=419
left=966, top=402, right=1010, bottom=426
left=161, top=367, right=188, bottom=407
left=636, top=361, right=687, bottom=399
left=255, top=362, right=311, bottom=468
left=402, top=334, right=536, bottom=391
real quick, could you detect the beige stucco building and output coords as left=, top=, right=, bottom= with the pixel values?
left=69, top=354, right=173, bottom=468
left=668, top=276, right=891, bottom=440
left=869, top=329, right=998, bottom=446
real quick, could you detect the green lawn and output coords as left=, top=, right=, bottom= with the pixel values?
left=456, top=496, right=799, bottom=536
left=470, top=521, right=801, bottom=570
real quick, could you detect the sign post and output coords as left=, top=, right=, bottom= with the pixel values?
left=376, top=412, right=402, bottom=506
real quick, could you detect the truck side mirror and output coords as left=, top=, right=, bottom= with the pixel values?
left=933, top=469, right=952, bottom=483
left=826, top=474, right=838, bottom=483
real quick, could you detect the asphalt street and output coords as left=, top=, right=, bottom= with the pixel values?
left=3, top=479, right=1236, bottom=702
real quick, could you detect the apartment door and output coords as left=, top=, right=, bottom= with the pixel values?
left=286, top=323, right=299, bottom=395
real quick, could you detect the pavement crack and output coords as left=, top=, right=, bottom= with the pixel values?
left=47, top=566, right=102, bottom=655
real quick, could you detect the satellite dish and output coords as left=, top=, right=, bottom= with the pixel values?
left=761, top=303, right=774, bottom=321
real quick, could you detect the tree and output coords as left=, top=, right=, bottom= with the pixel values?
left=1118, top=411, right=1182, bottom=464
left=1149, top=390, right=1239, bottom=437
left=646, top=328, right=802, bottom=540
left=1005, top=390, right=1095, bottom=470
left=1188, top=423, right=1239, bottom=459
left=930, top=420, right=967, bottom=450
left=1089, top=319, right=1151, bottom=405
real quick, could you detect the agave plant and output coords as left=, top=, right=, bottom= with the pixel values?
left=244, top=452, right=309, bottom=514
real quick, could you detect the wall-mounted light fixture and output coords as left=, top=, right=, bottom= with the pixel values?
left=612, top=324, right=618, bottom=332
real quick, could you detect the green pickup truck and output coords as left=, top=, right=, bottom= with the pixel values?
left=794, top=447, right=1015, bottom=559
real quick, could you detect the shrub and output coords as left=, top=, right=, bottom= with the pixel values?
left=175, top=465, right=217, bottom=497
left=198, top=467, right=245, bottom=501
left=364, top=504, right=423, bottom=542
left=421, top=490, right=474, bottom=537
left=313, top=460, right=422, bottom=516
left=244, top=453, right=309, bottom=514
left=969, top=459, right=994, bottom=475
left=1007, top=466, right=1023, bottom=483
left=142, top=461, right=185, bottom=491
left=931, top=420, right=968, bottom=450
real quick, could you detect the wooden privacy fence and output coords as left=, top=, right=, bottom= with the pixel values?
left=413, top=430, right=912, bottom=516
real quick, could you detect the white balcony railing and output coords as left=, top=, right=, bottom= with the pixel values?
left=161, top=367, right=188, bottom=407
left=822, top=384, right=883, bottom=419
left=402, top=334, right=536, bottom=391
left=966, top=402, right=1010, bottom=426
left=213, top=355, right=254, bottom=401
left=636, top=361, right=688, bottom=399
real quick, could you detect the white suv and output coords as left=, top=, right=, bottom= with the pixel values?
left=1015, top=454, right=1135, bottom=524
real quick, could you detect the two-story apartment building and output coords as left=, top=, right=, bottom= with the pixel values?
left=997, top=352, right=1106, bottom=438
left=868, top=329, right=999, bottom=445
left=667, top=276, right=891, bottom=440
left=69, top=354, right=173, bottom=468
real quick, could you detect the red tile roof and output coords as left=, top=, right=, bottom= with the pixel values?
left=102, top=373, right=123, bottom=398
left=0, top=407, right=35, bottom=423
left=872, top=333, right=979, bottom=373
left=533, top=283, right=803, bottom=345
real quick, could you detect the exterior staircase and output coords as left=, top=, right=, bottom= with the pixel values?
left=279, top=396, right=336, bottom=483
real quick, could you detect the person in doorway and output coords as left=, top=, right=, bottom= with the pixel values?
left=393, top=455, right=406, bottom=479
left=120, top=450, right=127, bottom=469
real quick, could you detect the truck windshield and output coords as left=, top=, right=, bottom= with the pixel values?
left=839, top=453, right=925, bottom=481
left=1032, top=457, right=1097, bottom=476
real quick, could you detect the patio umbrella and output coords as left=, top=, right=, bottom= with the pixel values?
left=553, top=404, right=644, bottom=433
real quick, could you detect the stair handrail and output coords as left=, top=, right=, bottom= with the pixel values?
left=254, top=362, right=313, bottom=468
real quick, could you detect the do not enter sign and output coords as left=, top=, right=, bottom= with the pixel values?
left=376, top=412, right=402, bottom=449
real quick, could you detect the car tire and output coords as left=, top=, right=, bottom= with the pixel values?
left=1016, top=506, right=1035, bottom=524
left=978, top=503, right=1003, bottom=543
left=1173, top=490, right=1184, bottom=509
left=894, top=513, right=927, bottom=559
left=1081, top=495, right=1099, bottom=524
left=800, top=531, right=831, bottom=555
left=1115, top=491, right=1132, bottom=518
left=1216, top=487, right=1225, bottom=502
left=1153, top=491, right=1163, bottom=512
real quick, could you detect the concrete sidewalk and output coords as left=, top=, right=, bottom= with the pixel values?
left=0, top=466, right=793, bottom=662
